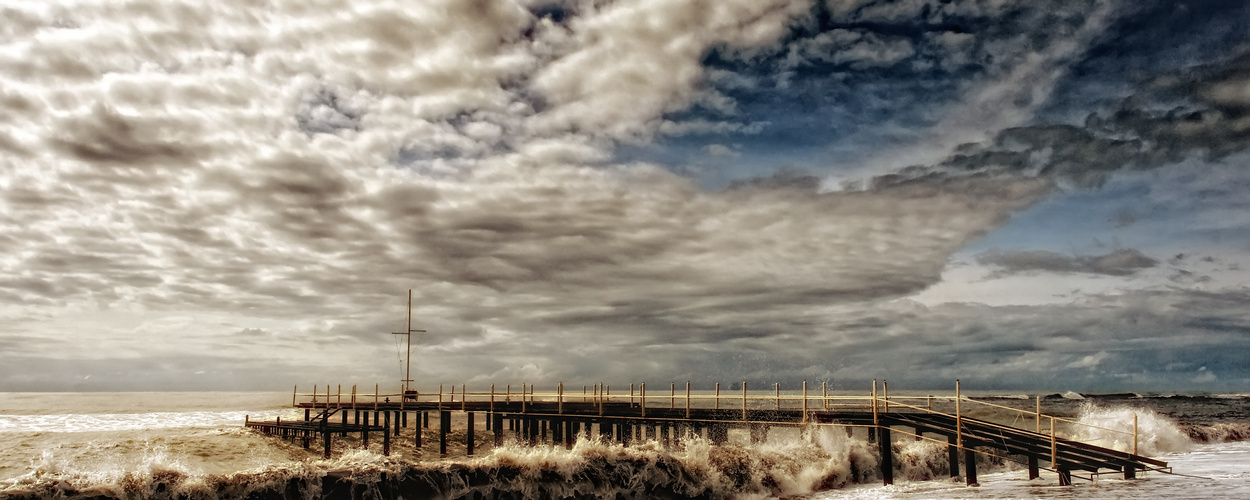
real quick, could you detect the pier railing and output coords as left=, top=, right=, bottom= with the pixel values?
left=291, top=379, right=1139, bottom=456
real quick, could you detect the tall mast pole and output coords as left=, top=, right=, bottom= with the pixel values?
left=392, top=289, right=425, bottom=396
left=406, top=290, right=412, bottom=393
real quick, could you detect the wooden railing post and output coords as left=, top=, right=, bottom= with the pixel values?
left=640, top=383, right=645, bottom=417
left=1133, top=413, right=1138, bottom=456
left=313, top=384, right=318, bottom=404
left=1036, top=396, right=1041, bottom=433
left=802, top=380, right=808, bottom=422
left=490, top=384, right=495, bottom=413
left=559, top=382, right=564, bottom=414
left=955, top=380, right=962, bottom=449
left=775, top=383, right=780, bottom=410
left=741, top=381, right=747, bottom=420
left=685, top=381, right=691, bottom=418
left=822, top=381, right=828, bottom=410
left=1050, top=416, right=1057, bottom=468
left=670, top=383, right=675, bottom=408
left=462, top=384, right=466, bottom=411
left=293, top=385, right=298, bottom=407
left=882, top=380, right=888, bottom=412
left=715, top=382, right=720, bottom=410
left=872, top=380, right=879, bottom=427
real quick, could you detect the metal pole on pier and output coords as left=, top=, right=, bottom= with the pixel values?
left=392, top=290, right=426, bottom=396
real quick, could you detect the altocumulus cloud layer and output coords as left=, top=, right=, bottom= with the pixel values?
left=2, top=0, right=1249, bottom=391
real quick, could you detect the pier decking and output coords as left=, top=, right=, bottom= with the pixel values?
left=246, top=380, right=1169, bottom=487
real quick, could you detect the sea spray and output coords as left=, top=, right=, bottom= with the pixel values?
left=1068, top=404, right=1193, bottom=455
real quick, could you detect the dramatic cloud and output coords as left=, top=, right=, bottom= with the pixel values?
left=1, top=0, right=1248, bottom=392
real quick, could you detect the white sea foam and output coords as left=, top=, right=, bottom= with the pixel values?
left=1067, top=404, right=1193, bottom=456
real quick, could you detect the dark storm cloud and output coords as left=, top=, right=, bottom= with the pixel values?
left=910, top=50, right=1250, bottom=188
left=976, top=248, right=1159, bottom=277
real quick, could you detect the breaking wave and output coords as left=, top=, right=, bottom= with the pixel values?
left=1067, top=404, right=1250, bottom=456
left=1, top=426, right=963, bottom=500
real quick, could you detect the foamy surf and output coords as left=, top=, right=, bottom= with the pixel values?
left=3, top=393, right=1249, bottom=499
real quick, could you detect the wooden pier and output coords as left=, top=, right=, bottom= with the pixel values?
left=246, top=380, right=1170, bottom=487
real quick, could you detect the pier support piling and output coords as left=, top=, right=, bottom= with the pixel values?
left=414, top=418, right=422, bottom=448
left=964, top=448, right=978, bottom=486
left=878, top=427, right=894, bottom=486
left=467, top=413, right=475, bottom=456
left=323, top=417, right=332, bottom=459
left=383, top=411, right=391, bottom=457
left=440, top=411, right=451, bottom=457
left=947, top=435, right=960, bottom=478
left=1028, top=456, right=1039, bottom=480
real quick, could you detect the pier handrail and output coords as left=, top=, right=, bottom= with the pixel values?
left=292, top=379, right=1142, bottom=457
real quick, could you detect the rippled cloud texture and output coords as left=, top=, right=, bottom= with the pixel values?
left=2, top=0, right=1249, bottom=392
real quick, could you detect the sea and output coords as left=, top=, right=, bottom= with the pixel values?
left=1, top=391, right=1248, bottom=499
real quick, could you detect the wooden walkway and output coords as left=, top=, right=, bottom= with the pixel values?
left=246, top=381, right=1170, bottom=487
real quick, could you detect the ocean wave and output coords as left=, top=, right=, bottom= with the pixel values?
left=1, top=427, right=972, bottom=500
left=1184, top=422, right=1250, bottom=443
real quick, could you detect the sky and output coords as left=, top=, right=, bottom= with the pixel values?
left=2, top=0, right=1249, bottom=393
